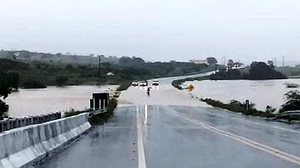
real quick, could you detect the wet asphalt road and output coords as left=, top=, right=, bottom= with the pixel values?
left=41, top=73, right=300, bottom=168
left=41, top=105, right=300, bottom=168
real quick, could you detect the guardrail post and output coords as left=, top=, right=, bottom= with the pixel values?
left=0, top=122, right=3, bottom=132
left=38, top=116, right=42, bottom=124
left=3, top=122, right=8, bottom=131
left=17, top=119, right=21, bottom=127
left=8, top=120, right=13, bottom=130
left=13, top=120, right=17, bottom=128
left=90, top=99, right=94, bottom=109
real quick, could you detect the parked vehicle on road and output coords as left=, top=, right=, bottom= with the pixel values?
left=139, top=80, right=148, bottom=87
left=131, top=81, right=138, bottom=87
left=152, top=80, right=159, bottom=86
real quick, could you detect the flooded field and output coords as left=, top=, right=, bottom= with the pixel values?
left=184, top=79, right=300, bottom=111
left=5, top=85, right=118, bottom=117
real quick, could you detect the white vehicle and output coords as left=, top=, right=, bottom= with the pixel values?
left=152, top=80, right=159, bottom=86
left=131, top=81, right=138, bottom=87
left=139, top=81, right=148, bottom=87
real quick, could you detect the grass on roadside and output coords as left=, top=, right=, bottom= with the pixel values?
left=64, top=109, right=92, bottom=118
left=201, top=98, right=275, bottom=118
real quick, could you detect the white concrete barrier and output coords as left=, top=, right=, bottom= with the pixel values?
left=0, top=113, right=91, bottom=168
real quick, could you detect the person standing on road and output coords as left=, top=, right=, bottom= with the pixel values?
left=147, top=87, right=151, bottom=96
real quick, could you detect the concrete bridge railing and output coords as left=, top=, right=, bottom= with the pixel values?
left=0, top=113, right=61, bottom=133
left=0, top=113, right=91, bottom=168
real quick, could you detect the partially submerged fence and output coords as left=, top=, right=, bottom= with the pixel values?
left=0, top=112, right=61, bottom=133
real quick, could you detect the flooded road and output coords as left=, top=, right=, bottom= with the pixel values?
left=184, top=79, right=300, bottom=111
left=41, top=75, right=300, bottom=168
left=5, top=85, right=118, bottom=117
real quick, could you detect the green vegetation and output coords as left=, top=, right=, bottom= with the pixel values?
left=0, top=58, right=208, bottom=89
left=0, top=56, right=208, bottom=118
left=247, top=62, right=287, bottom=80
left=210, top=62, right=287, bottom=80
left=170, top=61, right=299, bottom=121
left=210, top=69, right=243, bottom=80
left=89, top=98, right=118, bottom=125
left=56, top=76, right=69, bottom=86
left=276, top=66, right=300, bottom=78
left=21, top=80, right=47, bottom=89
left=64, top=109, right=91, bottom=118
left=0, top=101, right=8, bottom=118
left=206, top=57, right=218, bottom=65
left=0, top=70, right=20, bottom=117
left=172, top=61, right=286, bottom=91
left=119, top=57, right=209, bottom=78
left=201, top=98, right=275, bottom=118
left=280, top=90, right=300, bottom=112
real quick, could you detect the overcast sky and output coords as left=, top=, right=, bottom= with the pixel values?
left=0, top=0, right=300, bottom=64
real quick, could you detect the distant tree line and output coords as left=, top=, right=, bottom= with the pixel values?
left=0, top=58, right=209, bottom=89
left=206, top=57, right=218, bottom=65
left=119, top=57, right=208, bottom=77
left=0, top=50, right=119, bottom=65
left=210, top=62, right=287, bottom=80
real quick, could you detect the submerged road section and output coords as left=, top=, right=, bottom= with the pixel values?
left=41, top=76, right=300, bottom=168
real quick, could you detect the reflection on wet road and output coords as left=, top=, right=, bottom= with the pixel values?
left=42, top=105, right=300, bottom=168
left=42, top=106, right=138, bottom=168
left=41, top=73, right=300, bottom=168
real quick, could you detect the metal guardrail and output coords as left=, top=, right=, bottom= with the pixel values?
left=274, top=110, right=300, bottom=122
left=276, top=111, right=300, bottom=117
left=0, top=112, right=61, bottom=133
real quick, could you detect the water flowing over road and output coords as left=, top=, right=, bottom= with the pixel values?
left=41, top=74, right=300, bottom=168
left=183, top=79, right=300, bottom=111
left=6, top=85, right=118, bottom=117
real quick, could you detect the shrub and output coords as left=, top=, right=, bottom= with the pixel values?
left=0, top=71, right=19, bottom=117
left=0, top=100, right=9, bottom=117
left=64, top=109, right=90, bottom=118
left=21, top=80, right=47, bottom=89
left=280, top=90, right=300, bottom=112
left=201, top=98, right=274, bottom=117
left=56, top=76, right=68, bottom=86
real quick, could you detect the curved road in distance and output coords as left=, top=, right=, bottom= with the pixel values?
left=41, top=73, right=300, bottom=168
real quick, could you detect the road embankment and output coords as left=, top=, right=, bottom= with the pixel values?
left=0, top=113, right=91, bottom=168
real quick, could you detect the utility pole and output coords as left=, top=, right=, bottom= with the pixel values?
left=273, top=58, right=277, bottom=67
left=282, top=56, right=285, bottom=67
left=98, top=55, right=102, bottom=79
